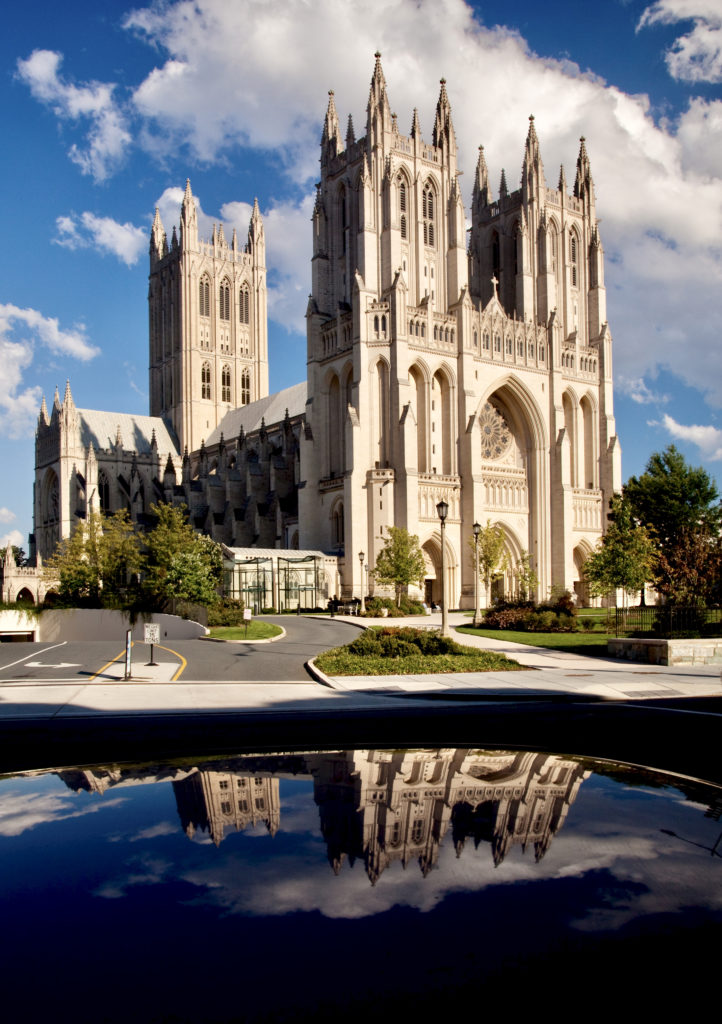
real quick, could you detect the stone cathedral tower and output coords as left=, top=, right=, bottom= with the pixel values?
left=300, top=55, right=620, bottom=604
left=148, top=180, right=269, bottom=455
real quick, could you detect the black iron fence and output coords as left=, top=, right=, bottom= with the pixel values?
left=613, top=605, right=722, bottom=639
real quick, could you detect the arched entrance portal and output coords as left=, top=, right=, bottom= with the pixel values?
left=422, top=533, right=457, bottom=609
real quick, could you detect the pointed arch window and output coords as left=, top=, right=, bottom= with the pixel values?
left=219, top=279, right=230, bottom=320
left=241, top=369, right=250, bottom=405
left=98, top=470, right=110, bottom=513
left=422, top=183, right=435, bottom=247
left=199, top=276, right=210, bottom=318
left=201, top=362, right=212, bottom=400
left=239, top=285, right=250, bottom=325
left=398, top=175, right=408, bottom=239
left=221, top=365, right=231, bottom=403
left=570, top=233, right=578, bottom=288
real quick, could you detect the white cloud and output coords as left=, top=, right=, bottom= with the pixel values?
left=638, top=3, right=722, bottom=83
left=0, top=790, right=125, bottom=837
left=15, top=49, right=132, bottom=181
left=0, top=305, right=100, bottom=439
left=54, top=212, right=147, bottom=266
left=616, top=377, right=670, bottom=405
left=0, top=529, right=24, bottom=549
left=0, top=508, right=16, bottom=524
left=661, top=413, right=722, bottom=459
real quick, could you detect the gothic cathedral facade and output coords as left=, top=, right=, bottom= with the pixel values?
left=300, top=55, right=620, bottom=605
left=23, top=55, right=620, bottom=609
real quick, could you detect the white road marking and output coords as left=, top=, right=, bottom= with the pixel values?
left=0, top=641, right=67, bottom=672
left=25, top=661, right=81, bottom=668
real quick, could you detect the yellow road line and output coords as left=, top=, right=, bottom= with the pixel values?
left=89, top=642, right=133, bottom=681
left=156, top=643, right=187, bottom=681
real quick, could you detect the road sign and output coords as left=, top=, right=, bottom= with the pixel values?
left=144, top=623, right=161, bottom=644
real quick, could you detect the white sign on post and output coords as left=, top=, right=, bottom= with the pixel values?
left=144, top=623, right=161, bottom=644
left=243, top=609, right=252, bottom=621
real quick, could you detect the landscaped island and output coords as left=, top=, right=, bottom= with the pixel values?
left=314, top=627, right=521, bottom=676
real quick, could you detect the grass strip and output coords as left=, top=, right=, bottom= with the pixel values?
left=207, top=622, right=283, bottom=641
left=456, top=625, right=610, bottom=657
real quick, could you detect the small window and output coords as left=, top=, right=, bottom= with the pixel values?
left=239, top=286, right=250, bottom=324
left=201, top=362, right=211, bottom=400
left=241, top=369, right=250, bottom=405
left=222, top=365, right=231, bottom=403
left=423, top=184, right=435, bottom=247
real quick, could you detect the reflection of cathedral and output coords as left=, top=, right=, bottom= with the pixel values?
left=57, top=749, right=587, bottom=876
left=310, top=750, right=589, bottom=882
left=173, top=770, right=280, bottom=846
left=20, top=54, right=621, bottom=607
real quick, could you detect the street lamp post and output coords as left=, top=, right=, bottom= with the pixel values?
left=436, top=500, right=449, bottom=637
left=472, top=521, right=481, bottom=627
left=359, top=551, right=365, bottom=614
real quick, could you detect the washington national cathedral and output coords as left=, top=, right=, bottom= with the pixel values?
left=25, top=54, right=621, bottom=608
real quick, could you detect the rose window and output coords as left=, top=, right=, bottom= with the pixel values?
left=479, top=402, right=512, bottom=460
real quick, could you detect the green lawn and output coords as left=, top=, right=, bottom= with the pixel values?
left=207, top=622, right=283, bottom=641
left=456, top=625, right=610, bottom=657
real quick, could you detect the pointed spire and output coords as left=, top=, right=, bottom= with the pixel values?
left=217, top=223, right=226, bottom=247
left=171, top=225, right=178, bottom=250
left=150, top=207, right=166, bottom=261
left=499, top=168, right=508, bottom=199
left=410, top=107, right=421, bottom=139
left=322, top=90, right=343, bottom=160
left=164, top=453, right=176, bottom=477
left=150, top=428, right=158, bottom=451
left=63, top=379, right=74, bottom=410
left=558, top=164, right=567, bottom=193
left=474, top=145, right=492, bottom=208
left=53, top=386, right=61, bottom=411
left=248, top=197, right=264, bottom=258
left=231, top=226, right=238, bottom=251
left=367, top=51, right=391, bottom=139
left=522, top=114, right=544, bottom=196
left=433, top=78, right=456, bottom=152
left=345, top=113, right=355, bottom=148
left=180, top=178, right=197, bottom=248
left=182, top=177, right=193, bottom=208
left=39, top=395, right=49, bottom=426
left=574, top=136, right=593, bottom=203
left=115, top=424, right=123, bottom=448
left=182, top=445, right=189, bottom=465
left=212, top=223, right=218, bottom=246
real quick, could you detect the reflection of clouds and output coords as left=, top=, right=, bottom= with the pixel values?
left=278, top=791, right=320, bottom=836
left=0, top=790, right=126, bottom=837
left=108, top=821, right=178, bottom=844
left=94, top=855, right=171, bottom=900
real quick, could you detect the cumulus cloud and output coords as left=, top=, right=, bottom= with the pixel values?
left=0, top=790, right=125, bottom=837
left=1, top=528, right=24, bottom=549
left=15, top=49, right=132, bottom=181
left=660, top=413, right=722, bottom=459
left=638, top=2, right=722, bottom=83
left=616, top=377, right=670, bottom=405
left=0, top=305, right=100, bottom=439
left=0, top=508, right=16, bottom=524
left=54, top=212, right=147, bottom=266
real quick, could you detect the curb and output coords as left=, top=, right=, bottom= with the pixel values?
left=305, top=657, right=340, bottom=689
left=199, top=626, right=287, bottom=645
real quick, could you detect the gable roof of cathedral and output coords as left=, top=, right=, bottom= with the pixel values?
left=207, top=382, right=306, bottom=447
left=75, top=409, right=179, bottom=457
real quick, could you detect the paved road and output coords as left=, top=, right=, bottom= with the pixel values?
left=0, top=616, right=360, bottom=684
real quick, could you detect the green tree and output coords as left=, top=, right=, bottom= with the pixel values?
left=42, top=510, right=141, bottom=606
left=470, top=520, right=508, bottom=605
left=624, top=446, right=722, bottom=603
left=373, top=527, right=426, bottom=605
left=141, top=504, right=222, bottom=609
left=584, top=495, right=656, bottom=605
left=512, top=549, right=538, bottom=602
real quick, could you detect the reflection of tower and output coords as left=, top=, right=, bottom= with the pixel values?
left=173, top=770, right=280, bottom=846
left=309, top=749, right=589, bottom=883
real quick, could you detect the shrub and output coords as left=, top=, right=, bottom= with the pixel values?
left=207, top=598, right=246, bottom=627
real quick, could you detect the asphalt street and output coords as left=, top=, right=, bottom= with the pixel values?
left=0, top=615, right=361, bottom=684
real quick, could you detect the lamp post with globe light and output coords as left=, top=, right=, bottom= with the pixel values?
left=436, top=500, right=449, bottom=636
left=359, top=551, right=365, bottom=614
left=472, top=520, right=482, bottom=627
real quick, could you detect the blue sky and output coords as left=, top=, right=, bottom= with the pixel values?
left=2, top=0, right=721, bottom=550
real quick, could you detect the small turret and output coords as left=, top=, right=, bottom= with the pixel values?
left=150, top=207, right=166, bottom=263
left=180, top=178, right=198, bottom=249
left=53, top=386, right=61, bottom=412
left=473, top=145, right=492, bottom=210
left=321, top=90, right=343, bottom=163
left=574, top=136, right=594, bottom=207
left=410, top=107, right=421, bottom=140
left=38, top=395, right=49, bottom=427
left=247, top=198, right=265, bottom=263
left=432, top=78, right=456, bottom=155
left=558, top=164, right=567, bottom=194
left=345, top=113, right=355, bottom=149
left=366, top=51, right=392, bottom=142
left=499, top=168, right=508, bottom=199
left=522, top=114, right=544, bottom=199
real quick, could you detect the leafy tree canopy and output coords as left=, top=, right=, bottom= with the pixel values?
left=43, top=510, right=141, bottom=606
left=373, top=527, right=426, bottom=604
left=142, top=503, right=222, bottom=609
left=624, top=445, right=722, bottom=546
left=469, top=520, right=508, bottom=599
left=584, top=495, right=656, bottom=604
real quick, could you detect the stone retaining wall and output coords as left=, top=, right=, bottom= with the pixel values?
left=608, top=637, right=722, bottom=666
